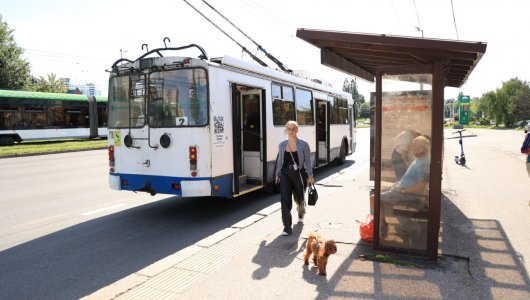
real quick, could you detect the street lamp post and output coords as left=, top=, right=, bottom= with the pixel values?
left=120, top=49, right=128, bottom=59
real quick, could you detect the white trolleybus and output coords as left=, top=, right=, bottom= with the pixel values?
left=107, top=44, right=356, bottom=198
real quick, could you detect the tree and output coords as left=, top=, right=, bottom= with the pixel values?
left=500, top=78, right=530, bottom=123
left=0, top=14, right=31, bottom=90
left=481, top=78, right=530, bottom=127
left=342, top=78, right=366, bottom=117
left=359, top=102, right=371, bottom=118
left=27, top=73, right=67, bottom=93
left=470, top=97, right=487, bottom=121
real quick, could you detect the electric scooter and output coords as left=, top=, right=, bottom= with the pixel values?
left=452, top=129, right=466, bottom=165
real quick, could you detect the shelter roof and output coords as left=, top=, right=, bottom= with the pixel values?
left=296, top=29, right=487, bottom=87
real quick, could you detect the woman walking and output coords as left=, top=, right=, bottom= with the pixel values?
left=275, top=121, right=314, bottom=236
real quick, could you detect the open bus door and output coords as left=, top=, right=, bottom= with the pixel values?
left=232, top=84, right=264, bottom=195
left=316, top=100, right=329, bottom=166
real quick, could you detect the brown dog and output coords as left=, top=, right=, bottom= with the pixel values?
left=304, top=232, right=337, bottom=276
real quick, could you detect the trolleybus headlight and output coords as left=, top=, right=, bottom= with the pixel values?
left=124, top=134, right=133, bottom=148
left=160, top=134, right=171, bottom=148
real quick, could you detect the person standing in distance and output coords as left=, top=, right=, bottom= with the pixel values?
left=275, top=121, right=315, bottom=236
left=522, top=132, right=530, bottom=179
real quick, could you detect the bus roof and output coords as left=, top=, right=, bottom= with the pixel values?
left=0, top=89, right=107, bottom=103
left=212, top=55, right=353, bottom=102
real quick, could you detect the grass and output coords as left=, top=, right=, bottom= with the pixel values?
left=359, top=254, right=419, bottom=268
left=0, top=138, right=108, bottom=157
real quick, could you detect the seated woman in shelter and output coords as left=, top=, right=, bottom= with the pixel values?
left=381, top=135, right=431, bottom=206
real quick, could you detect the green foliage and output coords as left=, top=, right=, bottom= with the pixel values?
left=26, top=73, right=67, bottom=93
left=359, top=102, right=371, bottom=118
left=0, top=14, right=31, bottom=90
left=480, top=78, right=530, bottom=127
left=342, top=78, right=366, bottom=117
left=469, top=97, right=487, bottom=121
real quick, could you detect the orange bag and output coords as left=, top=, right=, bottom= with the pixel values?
left=358, top=214, right=374, bottom=243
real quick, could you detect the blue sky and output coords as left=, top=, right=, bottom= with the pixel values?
left=1, top=0, right=529, bottom=99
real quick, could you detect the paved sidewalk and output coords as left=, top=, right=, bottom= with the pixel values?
left=86, top=129, right=530, bottom=299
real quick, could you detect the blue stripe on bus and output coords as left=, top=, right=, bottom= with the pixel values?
left=211, top=173, right=233, bottom=198
left=112, top=173, right=234, bottom=197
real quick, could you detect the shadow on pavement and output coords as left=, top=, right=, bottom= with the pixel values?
left=251, top=222, right=305, bottom=280
left=0, top=192, right=276, bottom=300
left=312, top=193, right=530, bottom=299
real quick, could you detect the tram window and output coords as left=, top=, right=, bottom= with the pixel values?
left=23, top=107, right=47, bottom=129
left=64, top=107, right=89, bottom=128
left=272, top=83, right=295, bottom=125
left=97, top=106, right=108, bottom=127
left=0, top=107, right=22, bottom=129
left=295, top=88, right=314, bottom=125
left=47, top=107, right=65, bottom=127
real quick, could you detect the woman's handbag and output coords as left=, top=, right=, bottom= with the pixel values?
left=307, top=184, right=318, bottom=206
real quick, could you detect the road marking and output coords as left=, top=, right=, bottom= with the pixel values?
left=81, top=204, right=126, bottom=216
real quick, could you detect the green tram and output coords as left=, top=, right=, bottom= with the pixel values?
left=0, top=89, right=107, bottom=145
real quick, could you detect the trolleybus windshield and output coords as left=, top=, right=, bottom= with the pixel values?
left=108, top=68, right=208, bottom=128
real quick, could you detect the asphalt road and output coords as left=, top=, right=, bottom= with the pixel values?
left=0, top=150, right=280, bottom=299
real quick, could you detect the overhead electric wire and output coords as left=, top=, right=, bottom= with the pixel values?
left=181, top=0, right=268, bottom=68
left=412, top=0, right=423, bottom=33
left=232, top=0, right=297, bottom=38
left=450, top=0, right=460, bottom=40
left=199, top=0, right=292, bottom=73
left=246, top=0, right=298, bottom=33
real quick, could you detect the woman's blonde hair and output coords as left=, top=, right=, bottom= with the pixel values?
left=285, top=120, right=299, bottom=129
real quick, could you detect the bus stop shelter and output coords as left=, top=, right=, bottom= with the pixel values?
left=296, top=29, right=487, bottom=259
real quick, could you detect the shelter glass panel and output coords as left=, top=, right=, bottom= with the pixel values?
left=379, top=73, right=433, bottom=252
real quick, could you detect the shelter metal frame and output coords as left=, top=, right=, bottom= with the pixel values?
left=296, top=29, right=486, bottom=259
